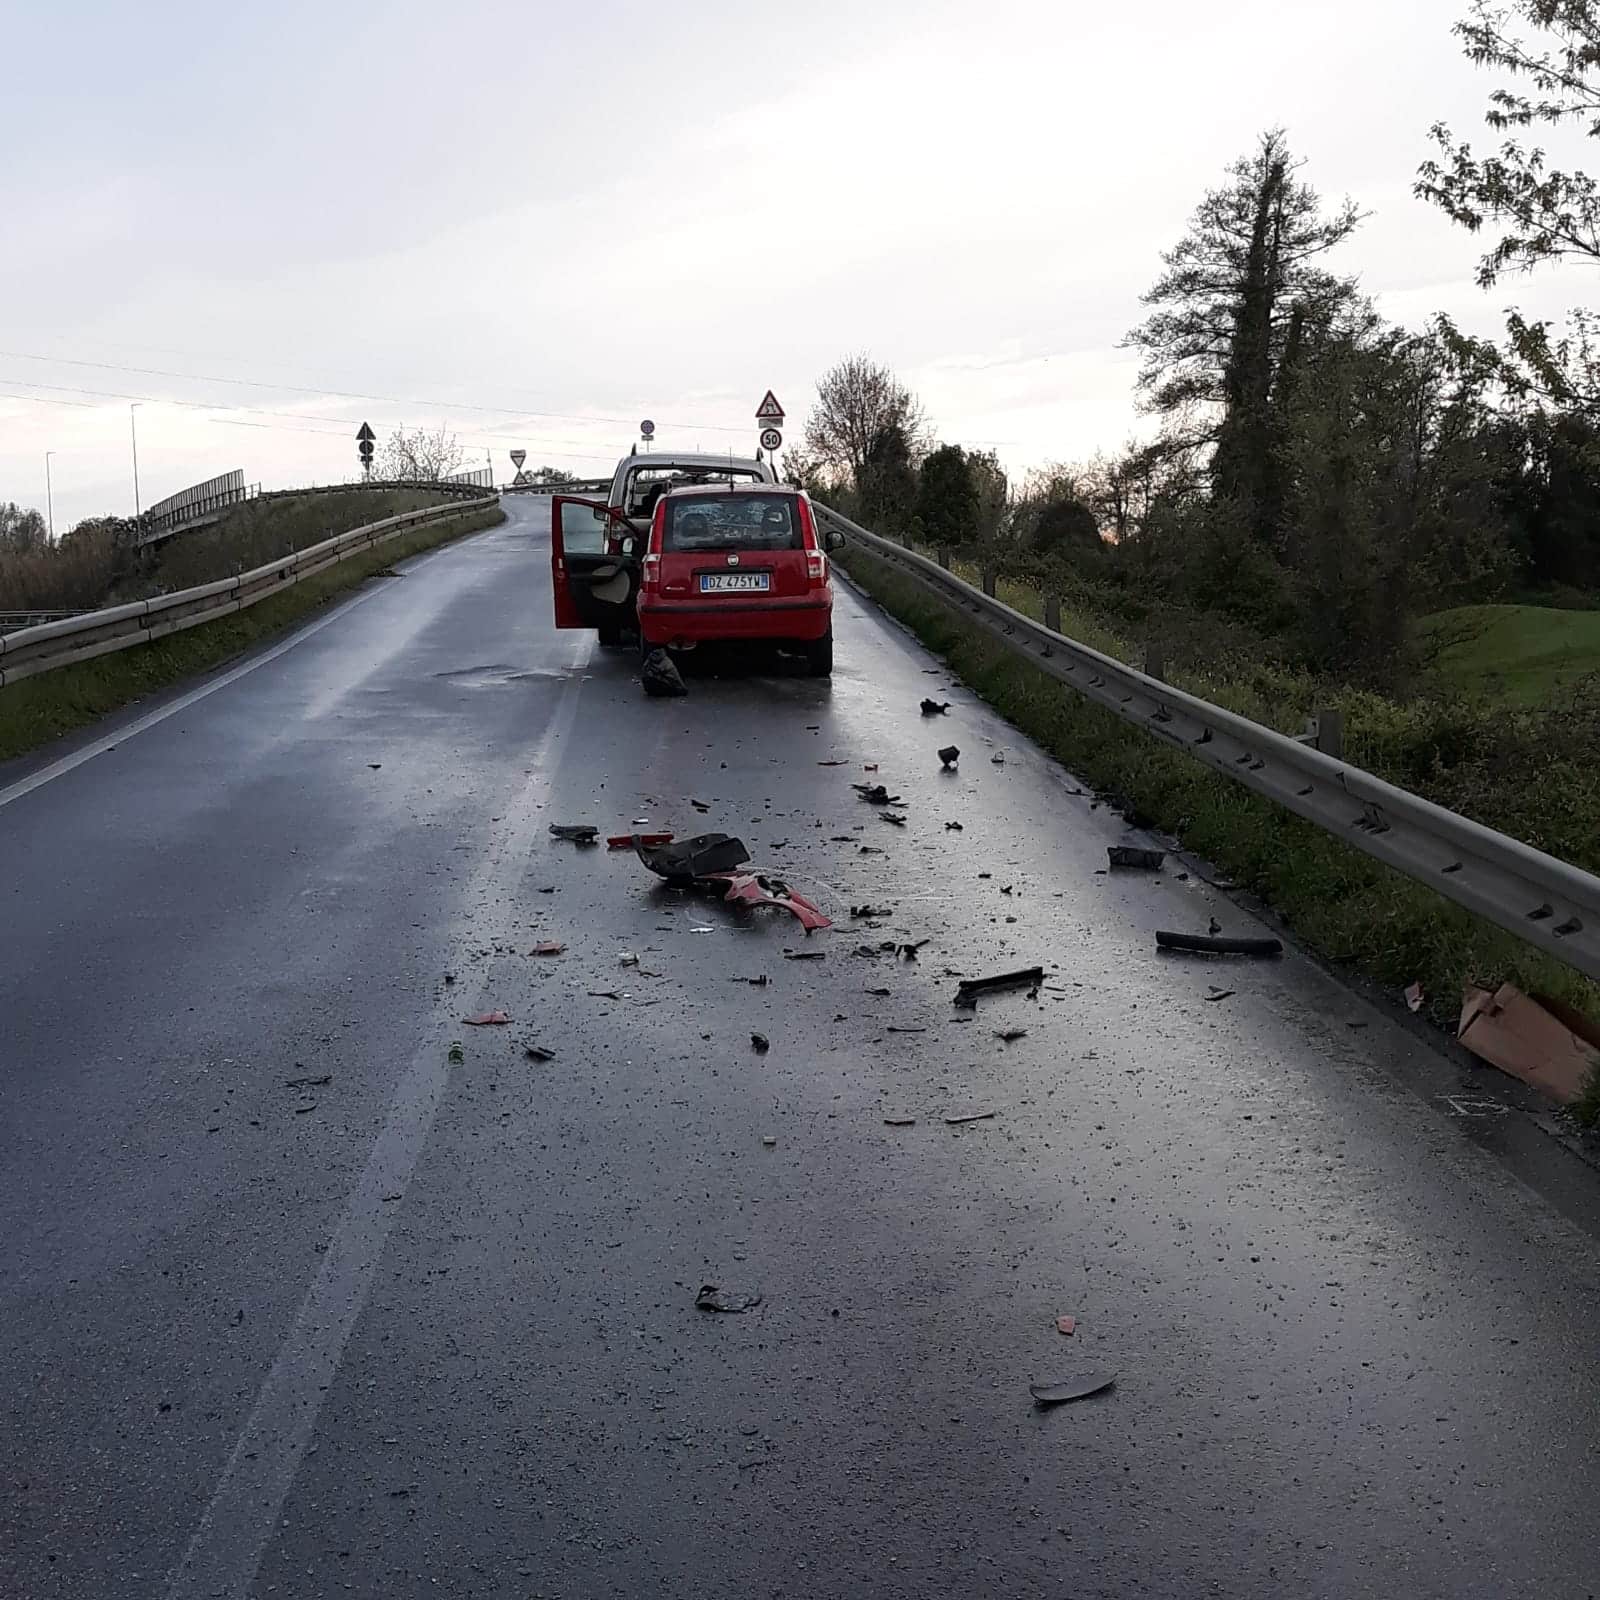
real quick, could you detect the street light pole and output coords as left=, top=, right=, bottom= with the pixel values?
left=45, top=452, right=55, bottom=541
left=130, top=403, right=142, bottom=515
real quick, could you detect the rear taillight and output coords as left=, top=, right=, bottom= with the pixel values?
left=798, top=498, right=825, bottom=585
left=806, top=550, right=826, bottom=585
left=642, top=553, right=662, bottom=592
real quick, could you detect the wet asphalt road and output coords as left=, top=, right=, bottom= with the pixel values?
left=4, top=494, right=1600, bottom=1600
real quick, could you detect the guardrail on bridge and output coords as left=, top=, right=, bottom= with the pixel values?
left=815, top=501, right=1600, bottom=987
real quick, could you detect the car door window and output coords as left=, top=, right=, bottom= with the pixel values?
left=559, top=501, right=611, bottom=555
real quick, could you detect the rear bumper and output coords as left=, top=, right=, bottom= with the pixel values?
left=639, top=594, right=831, bottom=646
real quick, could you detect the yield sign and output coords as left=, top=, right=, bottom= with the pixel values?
left=755, top=390, right=784, bottom=423
left=509, top=449, right=527, bottom=469
left=356, top=422, right=376, bottom=443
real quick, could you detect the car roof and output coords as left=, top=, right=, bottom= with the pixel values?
left=663, top=482, right=799, bottom=497
left=620, top=453, right=770, bottom=474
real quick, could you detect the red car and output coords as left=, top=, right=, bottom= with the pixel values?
left=551, top=483, right=839, bottom=676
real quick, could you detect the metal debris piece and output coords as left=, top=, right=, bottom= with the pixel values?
left=696, top=1284, right=763, bottom=1313
left=991, top=752, right=1005, bottom=764
left=1030, top=1373, right=1116, bottom=1407
left=549, top=824, right=599, bottom=845
left=852, top=783, right=901, bottom=805
left=732, top=974, right=770, bottom=987
left=1204, top=988, right=1236, bottom=1003
left=944, top=1110, right=997, bottom=1125
left=880, top=812, right=908, bottom=827
left=608, top=831, right=674, bottom=849
left=887, top=1026, right=926, bottom=1034
left=865, top=986, right=892, bottom=997
left=529, top=941, right=566, bottom=956
left=921, top=699, right=950, bottom=715
left=751, top=1033, right=770, bottom=1053
left=762, top=1135, right=777, bottom=1147
left=1107, top=845, right=1164, bottom=870
left=883, top=1116, right=917, bottom=1127
left=284, top=1073, right=333, bottom=1089
left=994, top=1029, right=1028, bottom=1043
left=897, top=939, right=929, bottom=960
left=783, top=950, right=826, bottom=961
left=524, top=1045, right=555, bottom=1062
left=587, top=989, right=624, bottom=1000
left=619, top=952, right=640, bottom=966
left=463, top=1011, right=511, bottom=1025
left=635, top=832, right=750, bottom=883
left=1156, top=931, right=1282, bottom=957
left=641, top=648, right=688, bottom=697
left=851, top=905, right=894, bottom=919
left=938, top=745, right=959, bottom=768
left=817, top=759, right=848, bottom=766
left=954, top=966, right=1045, bottom=1007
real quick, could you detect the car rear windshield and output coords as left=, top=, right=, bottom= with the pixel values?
left=664, top=494, right=802, bottom=553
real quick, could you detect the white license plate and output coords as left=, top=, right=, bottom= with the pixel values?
left=700, top=572, right=770, bottom=593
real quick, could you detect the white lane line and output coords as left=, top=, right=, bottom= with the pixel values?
left=0, top=529, right=484, bottom=814
left=164, top=643, right=589, bottom=1600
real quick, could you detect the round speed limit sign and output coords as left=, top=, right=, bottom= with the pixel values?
left=759, top=427, right=782, bottom=451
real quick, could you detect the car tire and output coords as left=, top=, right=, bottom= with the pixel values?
left=803, top=630, right=833, bottom=677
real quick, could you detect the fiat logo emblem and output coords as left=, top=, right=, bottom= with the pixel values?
left=727, top=554, right=740, bottom=566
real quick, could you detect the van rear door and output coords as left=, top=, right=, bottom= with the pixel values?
left=550, top=497, right=638, bottom=631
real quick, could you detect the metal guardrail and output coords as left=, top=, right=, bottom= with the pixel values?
left=0, top=497, right=497, bottom=689
left=139, top=470, right=256, bottom=545
left=502, top=477, right=609, bottom=496
left=0, top=610, right=91, bottom=635
left=816, top=502, right=1600, bottom=986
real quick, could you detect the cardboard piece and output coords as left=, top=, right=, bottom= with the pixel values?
left=1457, top=983, right=1600, bottom=1104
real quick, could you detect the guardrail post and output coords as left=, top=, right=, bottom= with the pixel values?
left=981, top=566, right=997, bottom=597
left=1145, top=643, right=1166, bottom=682
left=1314, top=709, right=1344, bottom=760
left=1044, top=595, right=1062, bottom=632
left=938, top=548, right=952, bottom=570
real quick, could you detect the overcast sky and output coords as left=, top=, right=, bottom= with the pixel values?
left=2, top=0, right=1593, bottom=529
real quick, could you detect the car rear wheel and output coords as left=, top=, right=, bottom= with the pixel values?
left=803, top=630, right=833, bottom=677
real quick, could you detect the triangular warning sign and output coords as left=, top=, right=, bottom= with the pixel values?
left=356, top=422, right=376, bottom=442
left=755, top=390, right=785, bottom=422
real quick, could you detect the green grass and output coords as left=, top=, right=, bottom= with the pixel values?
left=1423, top=603, right=1600, bottom=707
left=839, top=543, right=1600, bottom=1046
left=0, top=504, right=504, bottom=764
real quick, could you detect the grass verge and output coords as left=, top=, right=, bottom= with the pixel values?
left=839, top=543, right=1600, bottom=1116
left=0, top=504, right=505, bottom=765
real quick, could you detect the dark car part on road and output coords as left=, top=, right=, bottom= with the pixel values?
left=751, top=1033, right=770, bottom=1053
left=921, top=699, right=950, bottom=715
left=1108, top=845, right=1165, bottom=870
left=944, top=1110, right=996, bottom=1125
left=641, top=648, right=688, bottom=697
left=1156, top=930, right=1284, bottom=957
left=954, top=966, right=1045, bottom=1007
left=524, top=1045, right=556, bottom=1062
left=608, top=831, right=674, bottom=849
left=1030, top=1373, right=1117, bottom=1407
left=549, top=824, right=600, bottom=845
left=283, top=1072, right=332, bottom=1089
left=784, top=949, right=826, bottom=960
left=880, top=812, right=908, bottom=826
left=529, top=941, right=565, bottom=956
left=853, top=783, right=901, bottom=805
left=696, top=1284, right=763, bottom=1313
left=939, top=745, right=960, bottom=768
left=995, top=1028, right=1028, bottom=1042
left=634, top=831, right=750, bottom=883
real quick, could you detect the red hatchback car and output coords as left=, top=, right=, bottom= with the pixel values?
left=551, top=484, right=839, bottom=676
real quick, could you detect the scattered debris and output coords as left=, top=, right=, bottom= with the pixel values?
left=954, top=966, right=1045, bottom=1008
left=529, top=941, right=566, bottom=956
left=292, top=1101, right=318, bottom=1114
left=714, top=871, right=833, bottom=930
left=991, top=752, right=1005, bottom=765
left=1107, top=845, right=1164, bottom=870
left=762, top=1135, right=778, bottom=1147
left=641, top=648, right=688, bottom=697
left=921, top=699, right=950, bottom=716
left=866, top=986, right=892, bottom=997
left=1457, top=982, right=1600, bottom=1103
left=464, top=1011, right=511, bottom=1026
left=946, top=820, right=965, bottom=831
left=696, top=1284, right=762, bottom=1313
left=783, top=950, right=826, bottom=961
left=607, top=831, right=674, bottom=849
left=897, top=939, right=929, bottom=960
left=690, top=799, right=711, bottom=813
left=587, top=989, right=624, bottom=1000
left=447, top=1042, right=464, bottom=1064
left=944, top=1110, right=997, bottom=1125
left=751, top=1033, right=770, bottom=1053
left=851, top=905, right=894, bottom=919
left=284, top=1072, right=332, bottom=1089
left=884, top=1116, right=917, bottom=1127
left=635, top=831, right=750, bottom=882
left=1030, top=1373, right=1115, bottom=1407
left=1208, top=917, right=1222, bottom=936
left=734, top=974, right=770, bottom=987
left=1156, top=931, right=1282, bottom=958
left=863, top=763, right=879, bottom=772
left=368, top=763, right=382, bottom=770
left=619, top=952, right=640, bottom=967
left=1204, top=988, right=1236, bottom=1003
left=817, top=759, right=848, bottom=767
left=852, top=784, right=901, bottom=806
left=524, top=1045, right=556, bottom=1062
left=549, top=824, right=599, bottom=845
left=887, top=1026, right=927, bottom=1034
left=994, top=1029, right=1028, bottom=1043
left=880, top=812, right=908, bottom=827
left=1439, top=1094, right=1511, bottom=1118
left=1406, top=980, right=1426, bottom=1013
left=443, top=973, right=455, bottom=984
left=1056, top=1316, right=1077, bottom=1336
left=938, top=745, right=960, bottom=768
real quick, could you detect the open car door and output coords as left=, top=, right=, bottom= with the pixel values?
left=550, top=497, right=641, bottom=639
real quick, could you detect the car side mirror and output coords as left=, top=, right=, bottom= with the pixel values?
left=619, top=535, right=637, bottom=557
left=825, top=528, right=843, bottom=552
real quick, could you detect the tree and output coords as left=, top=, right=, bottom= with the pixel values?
left=857, top=418, right=918, bottom=530
left=377, top=426, right=465, bottom=482
left=804, top=355, right=927, bottom=490
left=0, top=502, right=48, bottom=555
left=1418, top=1, right=1600, bottom=409
left=1125, top=131, right=1365, bottom=543
left=915, top=445, right=980, bottom=550
left=967, top=449, right=1010, bottom=547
